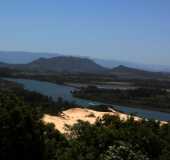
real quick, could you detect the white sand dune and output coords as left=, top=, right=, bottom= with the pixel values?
left=42, top=107, right=168, bottom=133
left=43, top=108, right=114, bottom=133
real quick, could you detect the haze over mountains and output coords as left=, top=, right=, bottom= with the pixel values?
left=0, top=51, right=170, bottom=74
left=0, top=51, right=170, bottom=72
left=0, top=51, right=60, bottom=64
left=94, top=59, right=170, bottom=72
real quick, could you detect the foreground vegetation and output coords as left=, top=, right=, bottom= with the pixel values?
left=0, top=79, right=170, bottom=160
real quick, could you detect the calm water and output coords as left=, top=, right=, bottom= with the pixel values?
left=4, top=78, right=170, bottom=121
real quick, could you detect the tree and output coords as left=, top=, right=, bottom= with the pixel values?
left=0, top=91, right=67, bottom=160
left=102, top=142, right=149, bottom=160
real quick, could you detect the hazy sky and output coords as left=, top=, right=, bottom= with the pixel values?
left=0, top=0, right=170, bottom=65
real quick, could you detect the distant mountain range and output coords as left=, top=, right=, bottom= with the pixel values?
left=0, top=56, right=169, bottom=80
left=0, top=51, right=170, bottom=80
left=0, top=51, right=170, bottom=72
left=94, top=58, right=170, bottom=72
left=0, top=56, right=108, bottom=74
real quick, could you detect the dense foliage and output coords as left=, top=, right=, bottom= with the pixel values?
left=0, top=91, right=68, bottom=160
left=101, top=143, right=149, bottom=160
left=73, top=86, right=170, bottom=112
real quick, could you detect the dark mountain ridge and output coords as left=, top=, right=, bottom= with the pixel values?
left=95, top=58, right=170, bottom=72
left=27, top=56, right=109, bottom=73
left=0, top=56, right=169, bottom=79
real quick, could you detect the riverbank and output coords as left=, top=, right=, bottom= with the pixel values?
left=73, top=86, right=170, bottom=114
left=4, top=76, right=170, bottom=113
left=64, top=82, right=137, bottom=90
left=77, top=95, right=170, bottom=114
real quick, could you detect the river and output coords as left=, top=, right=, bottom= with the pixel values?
left=4, top=78, right=170, bottom=121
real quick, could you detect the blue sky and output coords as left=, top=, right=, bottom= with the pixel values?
left=0, top=0, right=170, bottom=65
